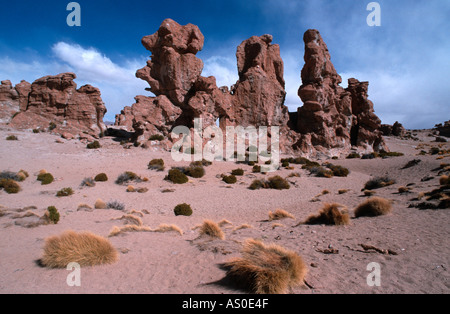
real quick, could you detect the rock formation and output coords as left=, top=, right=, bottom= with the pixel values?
left=5, top=73, right=107, bottom=138
left=115, top=21, right=386, bottom=156
left=380, top=121, right=407, bottom=137
left=295, top=29, right=386, bottom=155
left=0, top=80, right=31, bottom=123
left=435, top=121, right=450, bottom=138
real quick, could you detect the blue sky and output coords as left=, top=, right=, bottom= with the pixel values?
left=1, top=0, right=449, bottom=129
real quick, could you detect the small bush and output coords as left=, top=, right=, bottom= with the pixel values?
left=379, top=151, right=404, bottom=158
left=47, top=206, right=60, bottom=224
left=268, top=209, right=295, bottom=221
left=174, top=203, right=193, bottom=216
left=354, top=197, right=392, bottom=218
left=167, top=168, right=189, bottom=184
left=252, top=165, right=261, bottom=173
left=440, top=175, right=450, bottom=186
left=267, top=176, right=290, bottom=190
left=6, top=135, right=18, bottom=141
left=94, top=173, right=108, bottom=182
left=37, top=172, right=54, bottom=185
left=346, top=152, right=360, bottom=159
left=303, top=203, right=350, bottom=226
left=223, top=175, right=237, bottom=184
left=364, top=176, right=396, bottom=190
left=0, top=178, right=21, bottom=194
left=231, top=168, right=245, bottom=176
left=94, top=199, right=107, bottom=209
left=148, top=159, right=165, bottom=171
left=115, top=171, right=141, bottom=185
left=149, top=134, right=164, bottom=141
left=309, top=166, right=333, bottom=178
left=185, top=165, right=205, bottom=178
left=56, top=187, right=74, bottom=197
left=402, top=159, right=421, bottom=169
left=0, top=171, right=21, bottom=182
left=87, top=141, right=101, bottom=149
left=81, top=177, right=96, bottom=187
left=325, top=163, right=349, bottom=177
left=107, top=200, right=125, bottom=211
left=33, top=129, right=40, bottom=134
left=248, top=179, right=266, bottom=190
left=48, top=122, right=57, bottom=131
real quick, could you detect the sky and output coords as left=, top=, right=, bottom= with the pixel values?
left=0, top=0, right=449, bottom=129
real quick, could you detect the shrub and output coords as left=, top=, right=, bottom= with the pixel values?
left=0, top=178, right=21, bottom=194
left=46, top=206, right=60, bottom=224
left=37, top=172, right=54, bottom=185
left=87, top=141, right=101, bottom=149
left=6, top=135, right=18, bottom=141
left=149, top=134, right=164, bottom=141
left=107, top=200, right=125, bottom=211
left=309, top=166, right=333, bottom=178
left=222, top=239, right=307, bottom=294
left=185, top=165, right=205, bottom=178
left=223, top=175, right=237, bottom=184
left=33, top=129, right=40, bottom=134
left=346, top=152, right=360, bottom=159
left=148, top=159, right=165, bottom=171
left=199, top=220, right=225, bottom=240
left=94, top=199, right=107, bottom=209
left=81, top=177, right=96, bottom=187
left=167, top=168, right=189, bottom=184
left=39, top=230, right=118, bottom=268
left=303, top=203, right=350, bottom=226
left=281, top=160, right=290, bottom=168
left=354, top=197, right=392, bottom=218
left=267, top=176, right=290, bottom=190
left=48, top=122, right=57, bottom=131
left=174, top=203, right=193, bottom=216
left=231, top=168, right=245, bottom=176
left=402, top=159, right=421, bottom=169
left=252, top=165, right=261, bottom=173
left=379, top=151, right=404, bottom=158
left=364, top=176, right=396, bottom=190
left=325, top=164, right=350, bottom=177
left=115, top=171, right=141, bottom=185
left=56, top=187, right=74, bottom=197
left=440, top=175, right=450, bottom=186
left=94, top=173, right=108, bottom=182
left=0, top=171, right=21, bottom=182
left=249, top=179, right=267, bottom=190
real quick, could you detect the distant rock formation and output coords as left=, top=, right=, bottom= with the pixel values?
left=2, top=73, right=107, bottom=138
left=380, top=121, right=407, bottom=137
left=435, top=121, right=450, bottom=138
left=295, top=29, right=387, bottom=155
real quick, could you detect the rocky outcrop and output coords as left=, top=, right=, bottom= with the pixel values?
left=0, top=80, right=31, bottom=123
left=435, top=121, right=450, bottom=138
left=381, top=121, right=407, bottom=137
left=7, top=73, right=106, bottom=138
left=295, top=29, right=386, bottom=156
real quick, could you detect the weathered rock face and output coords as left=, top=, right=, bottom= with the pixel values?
left=295, top=29, right=386, bottom=155
left=0, top=80, right=31, bottom=123
left=381, top=121, right=406, bottom=137
left=435, top=121, right=450, bottom=138
left=8, top=73, right=107, bottom=138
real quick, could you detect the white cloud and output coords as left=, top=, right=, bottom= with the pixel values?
left=202, top=56, right=238, bottom=89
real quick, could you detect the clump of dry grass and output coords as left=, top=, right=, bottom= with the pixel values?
left=94, top=199, right=107, bottom=209
left=354, top=197, right=392, bottom=218
left=440, top=175, right=450, bottom=186
left=199, top=220, right=225, bottom=240
left=112, top=214, right=143, bottom=226
left=268, top=209, right=295, bottom=221
left=39, top=230, right=118, bottom=268
left=302, top=203, right=350, bottom=226
left=108, top=225, right=152, bottom=237
left=233, top=224, right=253, bottom=232
left=153, top=224, right=183, bottom=236
left=222, top=239, right=307, bottom=294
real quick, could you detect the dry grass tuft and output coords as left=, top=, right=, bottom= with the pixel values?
left=94, top=199, right=107, bottom=209
left=108, top=225, right=152, bottom=237
left=268, top=209, right=295, bottom=221
left=40, top=230, right=118, bottom=268
left=302, top=203, right=350, bottom=226
left=222, top=239, right=307, bottom=294
left=112, top=214, right=143, bottom=226
left=354, top=197, right=392, bottom=218
left=199, top=220, right=225, bottom=240
left=440, top=175, right=450, bottom=186
left=153, top=224, right=183, bottom=236
left=218, top=219, right=233, bottom=227
left=233, top=224, right=253, bottom=232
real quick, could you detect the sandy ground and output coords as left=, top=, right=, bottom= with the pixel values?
left=0, top=126, right=449, bottom=294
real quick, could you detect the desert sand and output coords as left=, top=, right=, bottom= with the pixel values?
left=0, top=126, right=449, bottom=294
